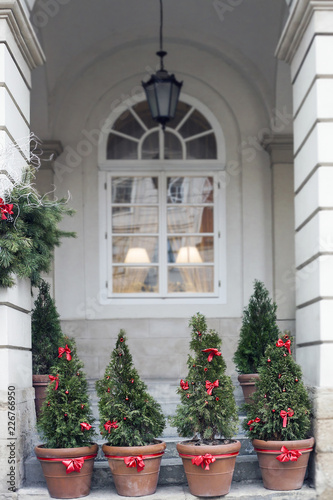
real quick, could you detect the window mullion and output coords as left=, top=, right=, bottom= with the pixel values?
left=159, top=172, right=167, bottom=296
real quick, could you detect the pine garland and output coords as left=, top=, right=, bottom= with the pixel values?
left=37, top=337, right=95, bottom=448
left=170, top=312, right=238, bottom=443
left=243, top=334, right=312, bottom=441
left=233, top=280, right=280, bottom=374
left=0, top=169, right=75, bottom=288
left=96, top=330, right=166, bottom=447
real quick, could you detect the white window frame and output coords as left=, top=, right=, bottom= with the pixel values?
left=98, top=94, right=227, bottom=306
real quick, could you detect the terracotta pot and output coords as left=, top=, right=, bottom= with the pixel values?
left=35, top=443, right=98, bottom=498
left=252, top=437, right=315, bottom=490
left=238, top=373, right=260, bottom=404
left=102, top=440, right=166, bottom=497
left=33, top=374, right=49, bottom=419
left=177, top=440, right=241, bottom=497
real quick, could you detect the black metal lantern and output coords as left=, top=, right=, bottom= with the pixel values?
left=142, top=0, right=182, bottom=129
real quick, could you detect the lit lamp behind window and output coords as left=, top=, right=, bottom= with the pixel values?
left=176, top=246, right=202, bottom=264
left=124, top=247, right=150, bottom=264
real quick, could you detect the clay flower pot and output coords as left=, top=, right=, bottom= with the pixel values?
left=102, top=440, right=166, bottom=497
left=177, top=440, right=241, bottom=497
left=252, top=437, right=315, bottom=490
left=35, top=443, right=98, bottom=498
left=238, top=373, right=260, bottom=404
left=33, top=374, right=49, bottom=419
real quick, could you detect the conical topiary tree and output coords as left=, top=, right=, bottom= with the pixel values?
left=233, top=280, right=280, bottom=374
left=243, top=333, right=312, bottom=441
left=170, top=312, right=239, bottom=443
left=37, top=337, right=95, bottom=448
left=96, top=330, right=166, bottom=446
left=32, top=279, right=64, bottom=375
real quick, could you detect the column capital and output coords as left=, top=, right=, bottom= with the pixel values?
left=261, top=134, right=294, bottom=164
left=33, top=140, right=63, bottom=170
left=276, top=0, right=333, bottom=64
left=0, top=0, right=45, bottom=71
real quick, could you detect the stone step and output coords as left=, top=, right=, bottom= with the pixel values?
left=16, top=483, right=316, bottom=500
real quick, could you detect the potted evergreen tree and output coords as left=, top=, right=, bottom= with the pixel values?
left=35, top=337, right=97, bottom=499
left=96, top=330, right=166, bottom=497
left=233, top=280, right=280, bottom=403
left=243, top=333, right=314, bottom=490
left=170, top=312, right=240, bottom=497
left=32, top=279, right=64, bottom=418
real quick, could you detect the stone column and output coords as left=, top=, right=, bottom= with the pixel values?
left=0, top=0, right=44, bottom=492
left=262, top=135, right=295, bottom=327
left=276, top=1, right=333, bottom=497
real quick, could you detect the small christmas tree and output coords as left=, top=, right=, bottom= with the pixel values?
left=243, top=333, right=312, bottom=441
left=233, top=280, right=280, bottom=374
left=96, top=330, right=166, bottom=447
left=37, top=337, right=95, bottom=448
left=170, top=312, right=238, bottom=443
left=32, top=279, right=64, bottom=375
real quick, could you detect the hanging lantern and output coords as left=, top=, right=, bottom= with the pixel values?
left=142, top=0, right=182, bottom=129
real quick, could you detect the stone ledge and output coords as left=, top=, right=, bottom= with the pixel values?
left=16, top=482, right=316, bottom=499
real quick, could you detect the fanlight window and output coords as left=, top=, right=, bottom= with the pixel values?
left=107, top=101, right=217, bottom=160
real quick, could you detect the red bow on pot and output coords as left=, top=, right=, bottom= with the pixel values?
left=48, top=374, right=59, bottom=390
left=205, top=379, right=219, bottom=395
left=124, top=455, right=145, bottom=472
left=276, top=338, right=291, bottom=354
left=192, top=454, right=216, bottom=470
left=280, top=408, right=294, bottom=427
left=276, top=446, right=302, bottom=463
left=62, top=457, right=84, bottom=474
left=58, top=344, right=72, bottom=361
left=201, top=348, right=221, bottom=362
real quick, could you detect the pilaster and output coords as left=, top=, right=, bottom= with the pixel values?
left=277, top=1, right=333, bottom=496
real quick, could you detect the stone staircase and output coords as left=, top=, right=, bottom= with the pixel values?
left=23, top=379, right=312, bottom=494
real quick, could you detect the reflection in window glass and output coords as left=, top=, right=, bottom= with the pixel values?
left=113, top=266, right=158, bottom=293
left=178, top=109, right=212, bottom=139
left=112, top=236, right=158, bottom=264
left=168, top=266, right=214, bottom=293
left=142, top=132, right=159, bottom=160
left=168, top=237, right=214, bottom=264
left=107, top=135, right=138, bottom=160
left=167, top=177, right=214, bottom=204
left=112, top=207, right=158, bottom=234
left=164, top=132, right=183, bottom=160
left=112, top=177, right=158, bottom=204
left=186, top=133, right=217, bottom=159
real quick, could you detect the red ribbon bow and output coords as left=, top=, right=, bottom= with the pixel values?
left=192, top=454, right=216, bottom=470
left=276, top=446, right=302, bottom=463
left=247, top=417, right=260, bottom=430
left=280, top=408, right=294, bottom=427
left=104, top=420, right=118, bottom=432
left=58, top=344, right=72, bottom=361
left=276, top=338, right=291, bottom=354
left=201, top=348, right=222, bottom=362
left=80, top=422, right=92, bottom=431
left=180, top=379, right=189, bottom=390
left=205, top=380, right=219, bottom=395
left=62, top=457, right=84, bottom=474
left=49, top=374, right=59, bottom=390
left=0, top=199, right=14, bottom=220
left=124, top=455, right=145, bottom=472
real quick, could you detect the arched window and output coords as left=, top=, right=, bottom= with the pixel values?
left=106, top=101, right=217, bottom=160
left=99, top=98, right=226, bottom=302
